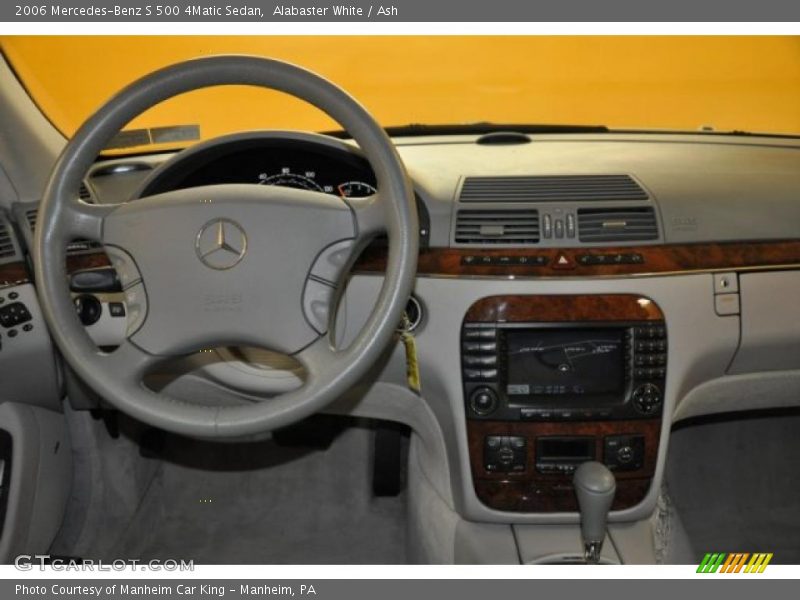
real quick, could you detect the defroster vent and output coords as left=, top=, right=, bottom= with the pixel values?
left=459, top=175, right=649, bottom=203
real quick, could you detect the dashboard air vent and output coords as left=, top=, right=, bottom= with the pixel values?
left=78, top=183, right=94, bottom=202
left=459, top=175, right=648, bottom=203
left=455, top=208, right=539, bottom=244
left=26, top=208, right=102, bottom=253
left=577, top=206, right=659, bottom=242
left=0, top=219, right=16, bottom=260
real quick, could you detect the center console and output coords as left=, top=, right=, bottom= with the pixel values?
left=462, top=294, right=666, bottom=513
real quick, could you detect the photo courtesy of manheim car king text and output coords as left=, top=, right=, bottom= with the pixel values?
left=0, top=1, right=799, bottom=596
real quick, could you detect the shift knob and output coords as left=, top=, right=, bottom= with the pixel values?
left=573, top=461, right=616, bottom=563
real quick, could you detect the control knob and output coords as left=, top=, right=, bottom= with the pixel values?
left=632, top=383, right=662, bottom=415
left=616, top=445, right=634, bottom=464
left=73, top=294, right=102, bottom=326
left=469, top=387, right=498, bottom=416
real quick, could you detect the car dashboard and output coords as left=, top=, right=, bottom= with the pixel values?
left=2, top=129, right=800, bottom=532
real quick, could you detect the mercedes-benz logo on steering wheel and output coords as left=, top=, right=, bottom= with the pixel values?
left=195, top=218, right=248, bottom=270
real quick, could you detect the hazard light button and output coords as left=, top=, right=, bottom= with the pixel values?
left=552, top=253, right=575, bottom=269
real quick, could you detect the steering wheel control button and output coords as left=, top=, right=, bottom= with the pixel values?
left=604, top=435, right=645, bottom=471
left=195, top=218, right=248, bottom=270
left=70, top=267, right=122, bottom=293
left=484, top=435, right=527, bottom=473
left=73, top=295, right=102, bottom=326
left=109, top=302, right=126, bottom=318
left=632, top=383, right=662, bottom=415
left=105, top=246, right=143, bottom=289
left=302, top=279, right=335, bottom=335
left=0, top=302, right=33, bottom=328
left=310, top=239, right=354, bottom=284
left=123, top=282, right=148, bottom=336
left=470, top=387, right=498, bottom=416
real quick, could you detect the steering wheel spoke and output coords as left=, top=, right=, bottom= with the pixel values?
left=60, top=198, right=118, bottom=242
left=294, top=335, right=342, bottom=382
left=99, top=338, right=163, bottom=385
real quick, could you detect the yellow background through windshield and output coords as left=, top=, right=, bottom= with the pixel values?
left=2, top=36, right=799, bottom=150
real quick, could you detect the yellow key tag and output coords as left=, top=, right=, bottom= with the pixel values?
left=400, top=314, right=421, bottom=394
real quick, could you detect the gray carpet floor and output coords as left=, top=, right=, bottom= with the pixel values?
left=107, top=425, right=408, bottom=564
left=666, top=412, right=800, bottom=564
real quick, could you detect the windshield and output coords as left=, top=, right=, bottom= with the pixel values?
left=2, top=36, right=800, bottom=153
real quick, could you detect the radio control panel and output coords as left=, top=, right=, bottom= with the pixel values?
left=462, top=320, right=667, bottom=421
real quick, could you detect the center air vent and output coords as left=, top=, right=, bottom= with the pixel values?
left=459, top=175, right=648, bottom=203
left=455, top=208, right=539, bottom=244
left=577, top=207, right=659, bottom=242
left=0, top=219, right=17, bottom=260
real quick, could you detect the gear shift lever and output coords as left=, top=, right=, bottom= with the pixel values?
left=573, top=461, right=616, bottom=563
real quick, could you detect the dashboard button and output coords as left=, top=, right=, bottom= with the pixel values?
left=463, top=354, right=498, bottom=367
left=553, top=254, right=574, bottom=269
left=463, top=368, right=483, bottom=381
left=715, top=293, right=740, bottom=316
left=543, top=214, right=553, bottom=238
left=566, top=213, right=576, bottom=238
left=486, top=435, right=502, bottom=449
left=713, top=272, right=738, bottom=294
left=624, top=253, right=645, bottom=264
left=463, top=328, right=496, bottom=340
left=480, top=368, right=498, bottom=381
left=462, top=341, right=497, bottom=353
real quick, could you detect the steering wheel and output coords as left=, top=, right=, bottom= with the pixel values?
left=34, top=56, right=418, bottom=438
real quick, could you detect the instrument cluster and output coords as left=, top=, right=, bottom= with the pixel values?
left=139, top=135, right=379, bottom=199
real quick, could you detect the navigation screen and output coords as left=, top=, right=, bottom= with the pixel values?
left=505, top=328, right=625, bottom=403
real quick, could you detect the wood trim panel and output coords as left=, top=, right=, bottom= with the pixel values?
left=468, top=419, right=661, bottom=512
left=354, top=239, right=800, bottom=277
left=464, top=294, right=664, bottom=323
left=66, top=252, right=111, bottom=273
left=0, top=262, right=29, bottom=287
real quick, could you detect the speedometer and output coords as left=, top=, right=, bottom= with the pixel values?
left=258, top=169, right=325, bottom=192
left=338, top=181, right=377, bottom=198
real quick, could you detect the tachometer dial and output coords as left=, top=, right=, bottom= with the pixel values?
left=338, top=181, right=377, bottom=198
left=258, top=169, right=325, bottom=192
